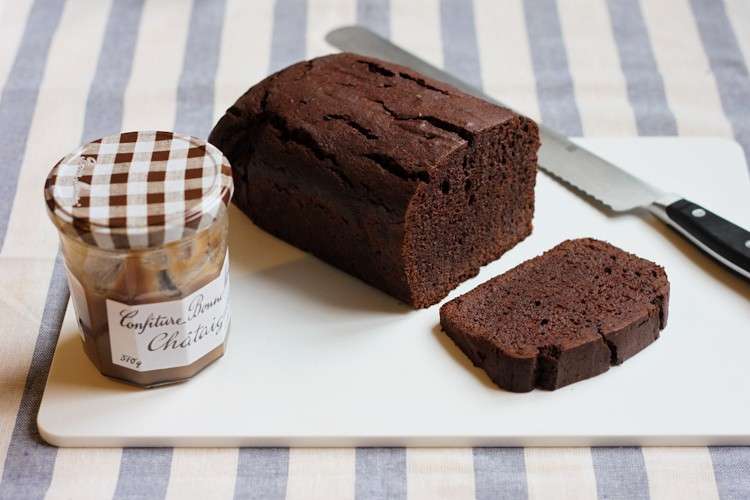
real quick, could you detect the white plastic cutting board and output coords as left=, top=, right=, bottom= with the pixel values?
left=38, top=138, right=750, bottom=447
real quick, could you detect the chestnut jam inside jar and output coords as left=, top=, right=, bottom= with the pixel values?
left=44, top=131, right=234, bottom=388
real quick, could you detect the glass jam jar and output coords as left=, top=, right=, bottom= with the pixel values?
left=44, top=131, right=234, bottom=387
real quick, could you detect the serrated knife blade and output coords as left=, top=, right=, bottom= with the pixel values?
left=536, top=131, right=670, bottom=212
left=324, top=26, right=750, bottom=280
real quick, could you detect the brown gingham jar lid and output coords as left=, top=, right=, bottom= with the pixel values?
left=44, top=130, right=233, bottom=250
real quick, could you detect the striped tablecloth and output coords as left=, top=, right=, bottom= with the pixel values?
left=1, top=0, right=748, bottom=499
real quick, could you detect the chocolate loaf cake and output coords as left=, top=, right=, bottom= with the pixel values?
left=209, top=53, right=539, bottom=308
left=439, top=239, right=670, bottom=392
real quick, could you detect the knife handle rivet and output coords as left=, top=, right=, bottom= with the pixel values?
left=745, top=240, right=750, bottom=249
left=691, top=208, right=706, bottom=218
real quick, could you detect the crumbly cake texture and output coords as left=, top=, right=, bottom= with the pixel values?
left=209, top=53, right=540, bottom=308
left=439, top=238, right=670, bottom=392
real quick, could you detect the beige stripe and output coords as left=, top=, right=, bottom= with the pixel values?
left=524, top=447, right=598, bottom=500
left=165, top=448, right=239, bottom=500
left=307, top=0, right=356, bottom=60
left=474, top=0, right=540, bottom=122
left=0, top=257, right=57, bottom=480
left=391, top=0, right=443, bottom=68
left=641, top=0, right=733, bottom=137
left=642, top=447, right=720, bottom=500
left=726, top=0, right=750, bottom=68
left=285, top=448, right=355, bottom=500
left=1, top=0, right=112, bottom=259
left=406, top=448, right=475, bottom=500
left=0, top=0, right=33, bottom=90
left=557, top=0, right=637, bottom=136
left=213, top=0, right=274, bottom=124
left=120, top=0, right=191, bottom=132
left=45, top=447, right=122, bottom=500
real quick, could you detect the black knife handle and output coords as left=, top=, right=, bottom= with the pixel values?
left=661, top=198, right=750, bottom=279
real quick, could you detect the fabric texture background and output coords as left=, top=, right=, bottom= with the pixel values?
left=0, top=0, right=748, bottom=499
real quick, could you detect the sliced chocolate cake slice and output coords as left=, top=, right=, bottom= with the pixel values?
left=439, top=238, right=670, bottom=392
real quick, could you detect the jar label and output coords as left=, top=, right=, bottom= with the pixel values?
left=106, top=254, right=230, bottom=372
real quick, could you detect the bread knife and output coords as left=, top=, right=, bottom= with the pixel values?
left=325, top=26, right=750, bottom=280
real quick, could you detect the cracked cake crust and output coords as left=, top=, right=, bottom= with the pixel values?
left=209, top=53, right=540, bottom=307
left=439, top=238, right=670, bottom=392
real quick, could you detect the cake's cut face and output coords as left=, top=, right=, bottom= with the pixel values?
left=404, top=116, right=538, bottom=306
left=209, top=53, right=539, bottom=308
left=440, top=238, right=670, bottom=392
